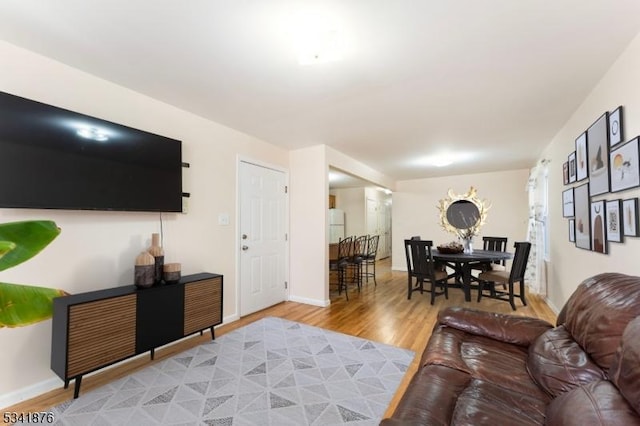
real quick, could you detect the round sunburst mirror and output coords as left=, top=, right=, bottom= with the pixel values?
left=438, top=187, right=491, bottom=238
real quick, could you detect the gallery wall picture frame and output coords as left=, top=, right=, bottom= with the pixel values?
left=574, top=183, right=591, bottom=250
left=568, top=151, right=577, bottom=183
left=622, top=198, right=640, bottom=237
left=563, top=162, right=569, bottom=185
left=609, top=106, right=624, bottom=148
left=606, top=199, right=623, bottom=243
left=562, top=188, right=574, bottom=218
left=575, top=132, right=588, bottom=181
left=587, top=112, right=610, bottom=196
left=569, top=219, right=575, bottom=242
left=591, top=200, right=607, bottom=254
left=609, top=137, right=640, bottom=193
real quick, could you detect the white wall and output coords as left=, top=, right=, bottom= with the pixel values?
left=542, top=32, right=640, bottom=311
left=331, top=187, right=366, bottom=236
left=289, top=145, right=329, bottom=306
left=288, top=145, right=395, bottom=308
left=0, top=41, right=289, bottom=406
left=392, top=169, right=530, bottom=270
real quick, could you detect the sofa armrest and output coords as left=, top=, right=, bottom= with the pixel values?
left=437, top=307, right=554, bottom=347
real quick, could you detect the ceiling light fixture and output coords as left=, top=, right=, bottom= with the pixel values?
left=291, top=12, right=346, bottom=66
left=425, top=154, right=455, bottom=167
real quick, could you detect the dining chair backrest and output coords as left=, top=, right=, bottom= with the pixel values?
left=337, top=236, right=353, bottom=260
left=352, top=235, right=368, bottom=258
left=483, top=236, right=508, bottom=266
left=509, top=241, right=532, bottom=282
left=366, top=235, right=380, bottom=258
left=404, top=239, right=437, bottom=279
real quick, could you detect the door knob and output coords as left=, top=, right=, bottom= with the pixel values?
left=242, top=245, right=249, bottom=251
left=242, top=234, right=248, bottom=240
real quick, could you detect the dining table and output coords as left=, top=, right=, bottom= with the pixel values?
left=433, top=249, right=513, bottom=302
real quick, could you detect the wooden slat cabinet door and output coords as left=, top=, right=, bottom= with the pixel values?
left=184, top=276, right=222, bottom=335
left=67, top=294, right=136, bottom=378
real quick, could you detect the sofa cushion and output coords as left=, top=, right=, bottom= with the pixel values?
left=438, top=307, right=553, bottom=347
left=384, top=364, right=471, bottom=426
left=608, top=317, right=640, bottom=415
left=545, top=380, right=640, bottom=426
left=421, top=325, right=551, bottom=402
left=527, top=325, right=606, bottom=397
left=557, top=273, right=640, bottom=372
left=452, top=379, right=547, bottom=426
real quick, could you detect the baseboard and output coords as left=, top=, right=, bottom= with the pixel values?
left=544, top=296, right=561, bottom=314
left=222, top=313, right=240, bottom=324
left=288, top=295, right=331, bottom=307
left=0, top=377, right=61, bottom=410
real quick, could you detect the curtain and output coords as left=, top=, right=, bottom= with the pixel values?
left=525, top=161, right=549, bottom=295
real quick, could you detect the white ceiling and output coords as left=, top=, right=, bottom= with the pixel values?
left=2, top=1, right=640, bottom=181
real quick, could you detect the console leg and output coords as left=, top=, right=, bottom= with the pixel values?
left=200, top=330, right=203, bottom=336
left=64, top=379, right=70, bottom=389
left=73, top=376, right=82, bottom=399
left=210, top=326, right=215, bottom=340
left=150, top=348, right=155, bottom=360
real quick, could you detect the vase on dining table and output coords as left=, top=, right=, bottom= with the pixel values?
left=463, top=238, right=473, bottom=254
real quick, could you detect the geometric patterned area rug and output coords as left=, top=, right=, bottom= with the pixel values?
left=32, top=317, right=415, bottom=425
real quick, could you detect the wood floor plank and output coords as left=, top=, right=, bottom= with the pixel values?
left=3, top=258, right=557, bottom=421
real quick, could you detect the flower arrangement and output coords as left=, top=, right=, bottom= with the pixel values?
left=457, top=227, right=477, bottom=241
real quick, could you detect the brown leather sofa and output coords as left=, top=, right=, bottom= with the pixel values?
left=381, top=273, right=640, bottom=425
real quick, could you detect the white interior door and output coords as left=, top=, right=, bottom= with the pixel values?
left=367, top=197, right=392, bottom=259
left=239, top=161, right=287, bottom=316
left=366, top=198, right=379, bottom=237
left=380, top=203, right=391, bottom=259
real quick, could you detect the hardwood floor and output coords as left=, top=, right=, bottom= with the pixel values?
left=4, top=258, right=557, bottom=422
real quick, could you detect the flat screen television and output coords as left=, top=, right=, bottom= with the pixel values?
left=0, top=91, right=183, bottom=212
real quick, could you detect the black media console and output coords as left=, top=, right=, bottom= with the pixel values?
left=50, top=273, right=223, bottom=398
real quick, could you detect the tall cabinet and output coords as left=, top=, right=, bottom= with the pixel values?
left=51, top=273, right=222, bottom=398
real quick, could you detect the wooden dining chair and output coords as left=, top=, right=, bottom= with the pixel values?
left=470, top=236, right=508, bottom=285
left=482, top=236, right=509, bottom=270
left=404, top=239, right=449, bottom=304
left=477, top=241, right=531, bottom=310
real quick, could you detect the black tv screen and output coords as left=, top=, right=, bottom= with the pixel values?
left=0, top=91, right=183, bottom=212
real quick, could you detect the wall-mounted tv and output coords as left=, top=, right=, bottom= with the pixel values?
left=0, top=91, right=183, bottom=212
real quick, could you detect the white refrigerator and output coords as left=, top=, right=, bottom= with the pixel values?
left=329, top=208, right=345, bottom=243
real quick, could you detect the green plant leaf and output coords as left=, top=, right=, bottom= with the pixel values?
left=0, top=241, right=17, bottom=260
left=0, top=221, right=60, bottom=272
left=0, top=282, right=68, bottom=328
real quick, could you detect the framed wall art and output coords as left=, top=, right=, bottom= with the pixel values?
left=606, top=199, right=622, bottom=243
left=591, top=200, right=607, bottom=254
left=622, top=198, right=639, bottom=237
left=563, top=162, right=569, bottom=185
left=587, top=113, right=610, bottom=196
left=610, top=137, right=640, bottom=193
left=574, top=183, right=591, bottom=250
left=569, top=219, right=575, bottom=242
left=575, top=132, right=588, bottom=181
left=609, top=106, right=624, bottom=148
left=568, top=151, right=577, bottom=183
left=562, top=188, right=574, bottom=218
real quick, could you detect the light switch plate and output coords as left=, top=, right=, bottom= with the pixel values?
left=218, top=213, right=229, bottom=226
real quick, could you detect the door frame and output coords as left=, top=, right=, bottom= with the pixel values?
left=236, top=156, right=290, bottom=318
